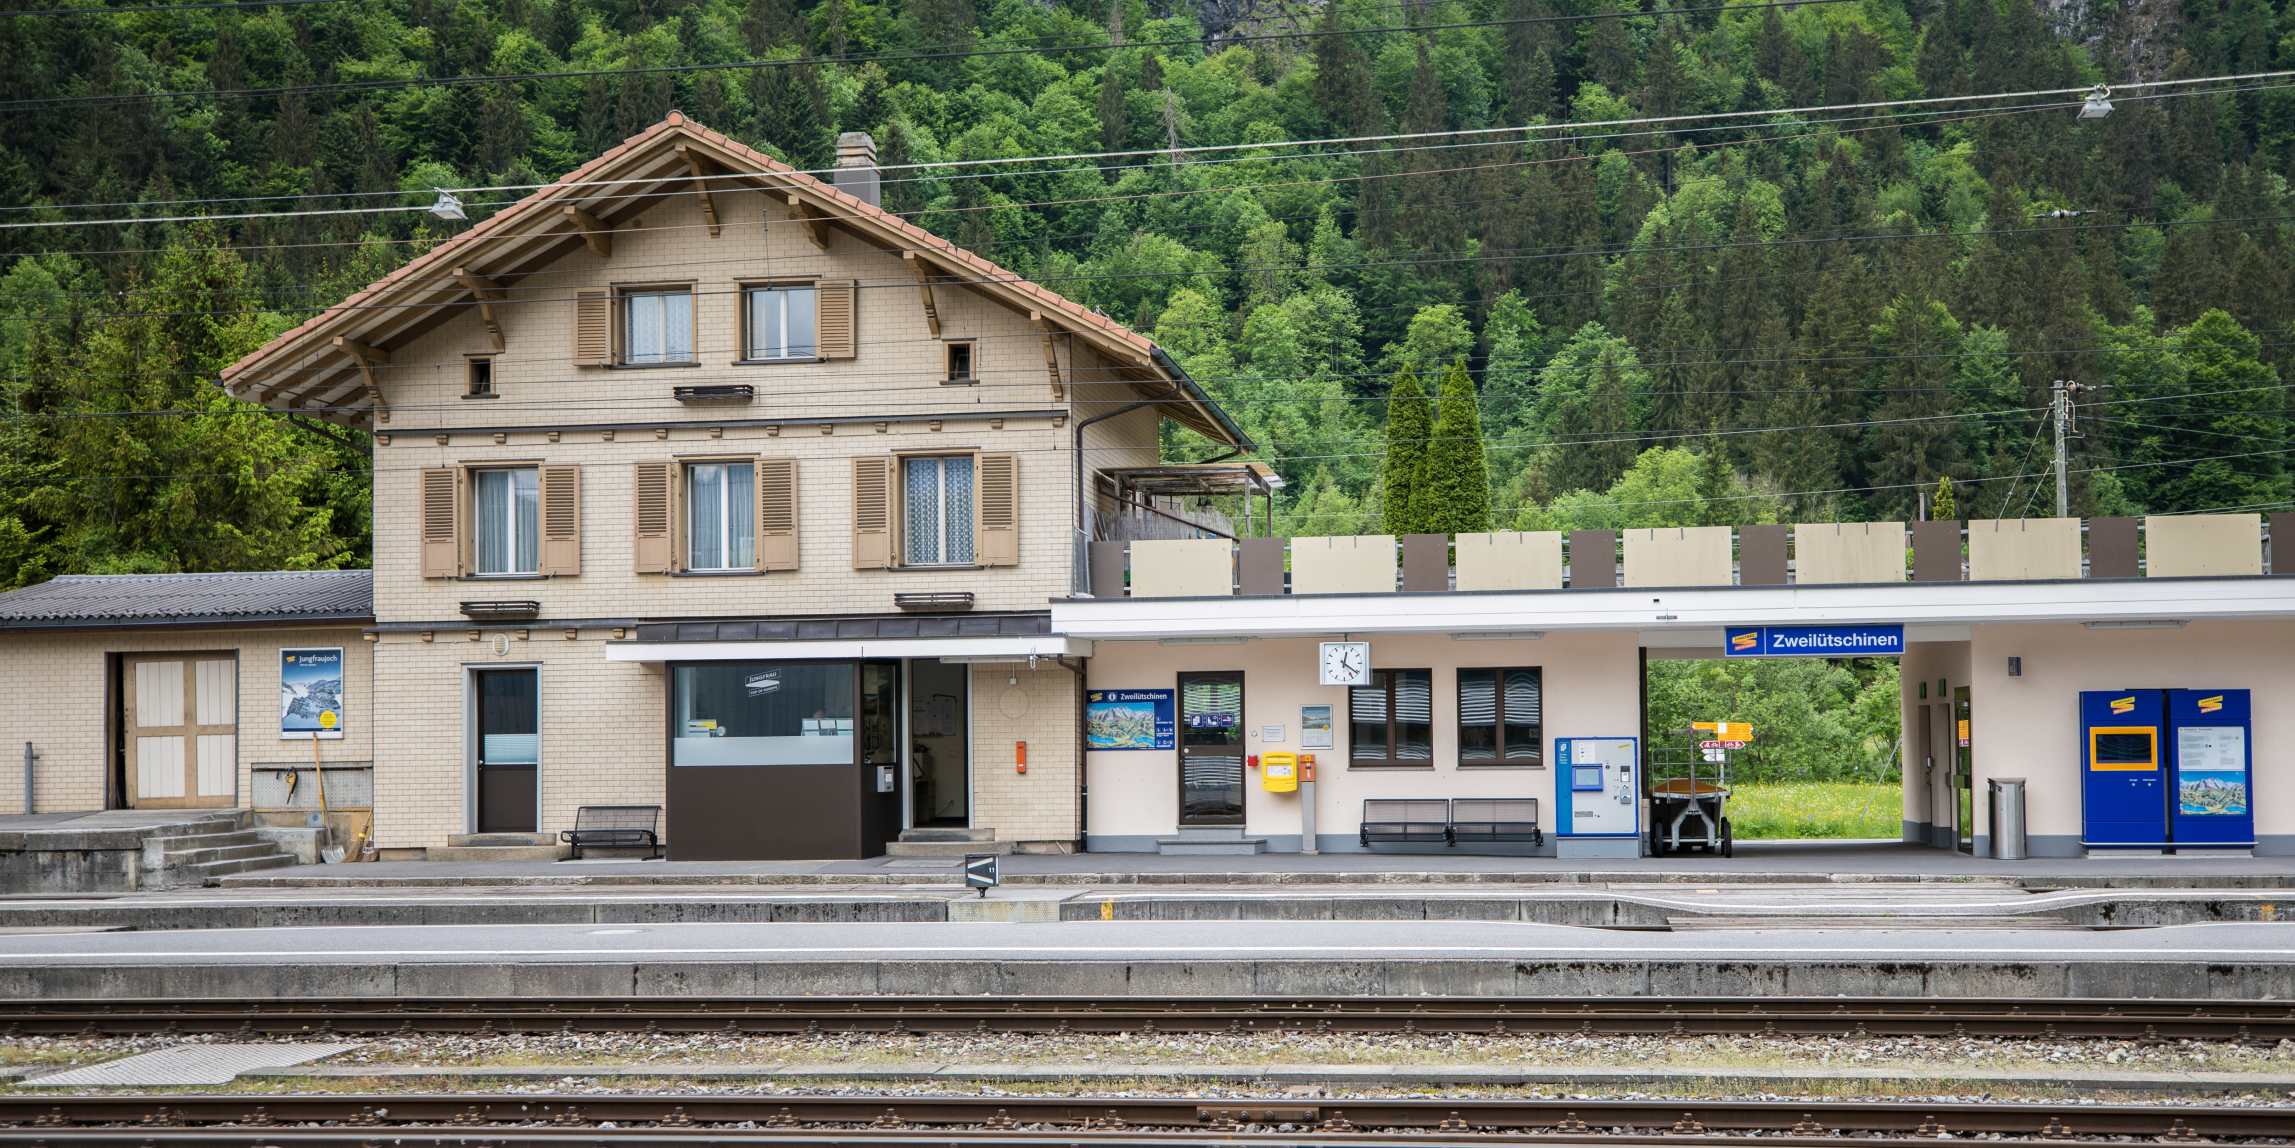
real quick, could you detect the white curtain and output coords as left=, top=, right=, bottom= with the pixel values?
left=627, top=292, right=691, bottom=363
left=475, top=469, right=537, bottom=574
left=689, top=464, right=724, bottom=570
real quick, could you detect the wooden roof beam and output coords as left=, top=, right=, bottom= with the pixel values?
left=454, top=266, right=508, bottom=353
left=904, top=251, right=941, bottom=338
left=675, top=144, right=722, bottom=238
left=786, top=195, right=832, bottom=251
left=1030, top=312, right=1065, bottom=402
left=332, top=335, right=390, bottom=423
left=563, top=205, right=612, bottom=257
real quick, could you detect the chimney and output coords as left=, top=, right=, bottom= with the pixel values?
left=832, top=132, right=880, bottom=207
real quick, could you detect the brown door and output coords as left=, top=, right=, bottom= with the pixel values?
left=475, top=668, right=540, bottom=834
left=122, top=653, right=237, bottom=809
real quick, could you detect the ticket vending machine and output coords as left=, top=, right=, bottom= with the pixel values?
left=1555, top=736, right=1641, bottom=859
left=2079, top=689, right=2254, bottom=852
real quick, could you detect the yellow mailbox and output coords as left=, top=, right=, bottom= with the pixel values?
left=1262, top=751, right=1299, bottom=793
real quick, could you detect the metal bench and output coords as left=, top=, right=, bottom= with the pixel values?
left=1359, top=798, right=1453, bottom=847
left=1448, top=797, right=1544, bottom=848
left=559, top=804, right=662, bottom=860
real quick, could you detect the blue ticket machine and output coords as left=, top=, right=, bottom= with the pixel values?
left=2080, top=689, right=2255, bottom=851
left=2079, top=690, right=2168, bottom=850
left=2166, top=689, right=2255, bottom=850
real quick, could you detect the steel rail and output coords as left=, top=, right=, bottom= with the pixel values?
left=0, top=1093, right=2280, bottom=1141
left=1, top=995, right=2291, bottom=1040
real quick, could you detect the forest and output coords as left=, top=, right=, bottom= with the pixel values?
left=1, top=0, right=2291, bottom=589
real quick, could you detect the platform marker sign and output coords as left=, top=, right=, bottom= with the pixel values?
left=1722, top=624, right=1903, bottom=658
left=963, top=853, right=1000, bottom=896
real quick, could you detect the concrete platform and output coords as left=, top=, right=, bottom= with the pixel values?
left=0, top=880, right=2287, bottom=932
left=214, top=841, right=2295, bottom=890
left=0, top=920, right=2291, bottom=1001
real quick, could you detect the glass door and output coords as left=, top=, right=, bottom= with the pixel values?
left=1177, top=672, right=1244, bottom=826
left=907, top=659, right=969, bottom=827
left=474, top=668, right=539, bottom=834
left=1953, top=686, right=1974, bottom=854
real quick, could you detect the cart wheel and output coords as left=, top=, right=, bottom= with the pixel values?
left=1719, top=818, right=1735, bottom=859
left=1648, top=824, right=1665, bottom=858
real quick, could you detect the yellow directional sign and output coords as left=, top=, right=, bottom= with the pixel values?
left=1692, top=720, right=1754, bottom=742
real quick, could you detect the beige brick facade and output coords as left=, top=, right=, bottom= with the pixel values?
left=0, top=627, right=372, bottom=815
left=0, top=123, right=1203, bottom=857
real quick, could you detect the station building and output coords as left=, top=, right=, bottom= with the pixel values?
left=2, top=114, right=2291, bottom=868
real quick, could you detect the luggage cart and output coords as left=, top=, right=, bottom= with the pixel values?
left=1646, top=738, right=1734, bottom=857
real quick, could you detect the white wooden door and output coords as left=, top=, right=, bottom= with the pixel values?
left=123, top=654, right=237, bottom=809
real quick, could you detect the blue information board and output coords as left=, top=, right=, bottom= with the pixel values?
left=1084, top=689, right=1175, bottom=750
left=2079, top=689, right=2168, bottom=849
left=2167, top=688, right=2254, bottom=849
left=1724, top=624, right=1904, bottom=658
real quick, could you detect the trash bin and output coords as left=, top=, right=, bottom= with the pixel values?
left=1989, top=777, right=2027, bottom=861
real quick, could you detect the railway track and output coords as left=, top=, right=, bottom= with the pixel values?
left=3, top=995, right=2292, bottom=1040
left=0, top=1093, right=2283, bottom=1146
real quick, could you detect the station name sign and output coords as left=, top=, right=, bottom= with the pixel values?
left=1724, top=624, right=1904, bottom=658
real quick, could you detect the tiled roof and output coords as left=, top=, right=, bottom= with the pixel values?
left=0, top=571, right=373, bottom=631
left=634, top=612, right=1051, bottom=644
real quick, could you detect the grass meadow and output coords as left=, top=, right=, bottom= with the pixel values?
left=1723, top=781, right=1903, bottom=840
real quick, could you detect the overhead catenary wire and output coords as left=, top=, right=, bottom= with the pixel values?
left=8, top=68, right=2282, bottom=226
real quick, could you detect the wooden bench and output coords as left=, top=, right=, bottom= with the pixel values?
left=559, top=804, right=662, bottom=860
left=1448, top=797, right=1544, bottom=848
left=1359, top=798, right=1453, bottom=847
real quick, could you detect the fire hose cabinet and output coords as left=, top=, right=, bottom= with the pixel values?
left=1261, top=751, right=1299, bottom=793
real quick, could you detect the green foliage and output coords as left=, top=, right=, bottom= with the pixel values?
left=1417, top=360, right=1491, bottom=535
left=1379, top=365, right=1431, bottom=535
left=1648, top=656, right=1901, bottom=784
left=1726, top=782, right=1904, bottom=839
left=4, top=0, right=2293, bottom=584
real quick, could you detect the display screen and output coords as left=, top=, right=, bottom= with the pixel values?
left=1572, top=764, right=1605, bottom=792
left=2091, top=730, right=2156, bottom=769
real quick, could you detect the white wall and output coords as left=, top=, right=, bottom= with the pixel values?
left=1083, top=631, right=1642, bottom=848
left=1966, top=620, right=2295, bottom=853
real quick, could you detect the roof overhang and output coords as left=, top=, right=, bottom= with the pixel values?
left=605, top=635, right=1092, bottom=664
left=1051, top=576, right=2295, bottom=642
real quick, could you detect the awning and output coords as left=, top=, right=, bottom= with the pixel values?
left=605, top=635, right=1091, bottom=664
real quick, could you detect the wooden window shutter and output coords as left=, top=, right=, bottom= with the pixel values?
left=818, top=279, right=857, bottom=359
left=632, top=460, right=679, bottom=574
left=851, top=455, right=895, bottom=569
left=538, top=464, right=582, bottom=576
left=978, top=451, right=1019, bottom=567
left=755, top=458, right=799, bottom=572
left=419, top=466, right=462, bottom=578
left=573, top=289, right=612, bottom=366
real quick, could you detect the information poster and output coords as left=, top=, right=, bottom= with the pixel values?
left=2176, top=726, right=2250, bottom=816
left=1300, top=704, right=1334, bottom=750
left=279, top=647, right=346, bottom=741
left=1085, top=689, right=1175, bottom=750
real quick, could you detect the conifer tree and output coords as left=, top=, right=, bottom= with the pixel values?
left=1931, top=476, right=1957, bottom=521
left=1381, top=367, right=1433, bottom=535
left=1420, top=361, right=1493, bottom=535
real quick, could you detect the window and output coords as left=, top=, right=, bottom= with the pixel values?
left=671, top=662, right=855, bottom=767
left=744, top=284, right=818, bottom=360
left=466, top=357, right=495, bottom=398
left=685, top=461, right=756, bottom=571
left=472, top=467, right=539, bottom=575
left=1458, top=667, right=1543, bottom=766
left=1349, top=668, right=1432, bottom=767
left=902, top=455, right=975, bottom=566
left=944, top=340, right=974, bottom=382
left=622, top=288, right=693, bottom=364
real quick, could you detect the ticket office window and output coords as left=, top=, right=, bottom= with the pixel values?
left=672, top=663, right=856, bottom=767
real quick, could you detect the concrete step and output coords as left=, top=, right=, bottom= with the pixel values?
left=899, top=827, right=996, bottom=844
left=428, top=843, right=571, bottom=862
left=885, top=840, right=1015, bottom=858
left=182, top=854, right=297, bottom=883
left=447, top=833, right=554, bottom=848
left=1155, top=837, right=1268, bottom=856
left=160, top=842, right=281, bottom=866
left=145, top=829, right=263, bottom=852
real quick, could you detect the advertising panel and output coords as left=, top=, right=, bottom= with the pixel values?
left=1085, top=689, right=1176, bottom=751
left=279, top=647, right=347, bottom=741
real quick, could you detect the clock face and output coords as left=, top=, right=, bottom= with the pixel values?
left=1319, top=642, right=1370, bottom=686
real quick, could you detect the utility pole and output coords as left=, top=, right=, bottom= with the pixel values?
left=2050, top=379, right=2084, bottom=518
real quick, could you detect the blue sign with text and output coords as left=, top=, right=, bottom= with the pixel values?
left=1724, top=624, right=1904, bottom=658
